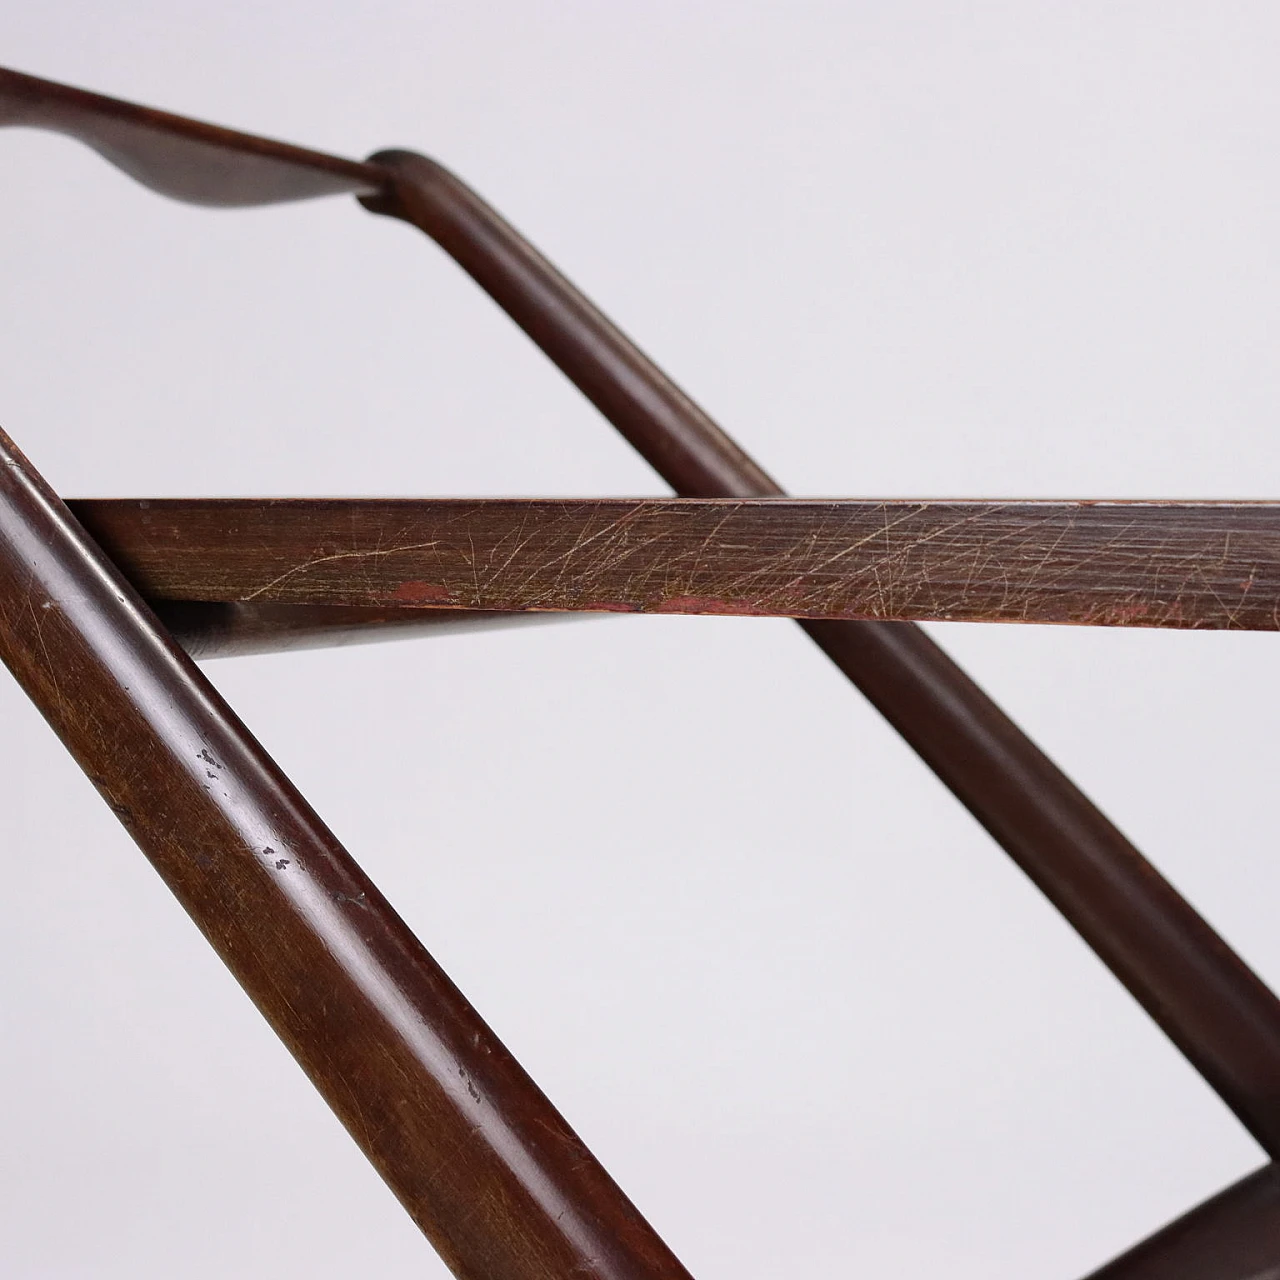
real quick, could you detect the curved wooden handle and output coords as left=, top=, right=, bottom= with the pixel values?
left=0, top=65, right=382, bottom=205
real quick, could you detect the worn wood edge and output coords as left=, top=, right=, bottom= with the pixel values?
left=73, top=496, right=1280, bottom=631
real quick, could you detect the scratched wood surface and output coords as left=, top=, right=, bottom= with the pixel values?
left=14, top=61, right=1280, bottom=1275
left=72, top=497, right=1280, bottom=629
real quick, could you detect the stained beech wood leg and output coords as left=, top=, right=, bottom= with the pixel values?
left=0, top=426, right=693, bottom=1280
left=73, top=497, right=1280, bottom=630
left=362, top=151, right=1280, bottom=1155
left=1081, top=1164, right=1280, bottom=1278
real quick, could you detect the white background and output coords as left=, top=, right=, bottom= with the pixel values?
left=2, top=4, right=1279, bottom=1276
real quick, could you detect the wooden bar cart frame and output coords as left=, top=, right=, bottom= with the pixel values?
left=2, top=66, right=1278, bottom=1278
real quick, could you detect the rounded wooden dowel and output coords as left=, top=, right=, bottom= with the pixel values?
left=0, top=426, right=693, bottom=1280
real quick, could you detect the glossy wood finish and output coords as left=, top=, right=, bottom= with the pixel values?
left=1083, top=1164, right=1280, bottom=1278
left=0, top=66, right=380, bottom=205
left=155, top=600, right=565, bottom=660
left=368, top=149, right=1280, bottom=1157
left=0, top=426, right=692, bottom=1280
left=8, top=63, right=1280, bottom=1269
left=74, top=496, right=1280, bottom=629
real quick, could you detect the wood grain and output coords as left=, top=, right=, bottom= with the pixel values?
left=72, top=496, right=1280, bottom=630
left=0, top=430, right=693, bottom=1280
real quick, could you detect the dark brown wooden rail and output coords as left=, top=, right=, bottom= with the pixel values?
left=7, top=62, right=1280, bottom=1275
left=72, top=496, right=1280, bottom=629
left=0, top=426, right=693, bottom=1280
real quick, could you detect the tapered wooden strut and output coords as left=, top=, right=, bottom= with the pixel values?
left=0, top=426, right=693, bottom=1280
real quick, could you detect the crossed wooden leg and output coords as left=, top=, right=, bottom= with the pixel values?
left=0, top=426, right=693, bottom=1280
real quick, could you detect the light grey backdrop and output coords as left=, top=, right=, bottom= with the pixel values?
left=2, top=3, right=1278, bottom=1276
